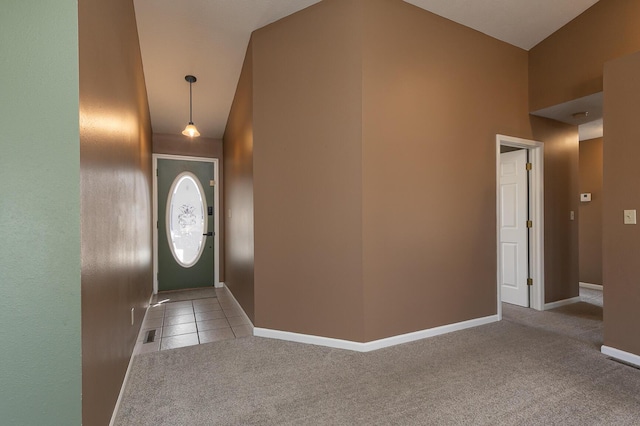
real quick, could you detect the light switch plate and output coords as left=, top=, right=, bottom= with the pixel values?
left=624, top=210, right=637, bottom=225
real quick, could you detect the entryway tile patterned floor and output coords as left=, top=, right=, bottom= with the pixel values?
left=135, top=286, right=253, bottom=354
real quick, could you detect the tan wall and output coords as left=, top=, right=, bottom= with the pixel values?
left=603, top=51, right=640, bottom=357
left=252, top=0, right=365, bottom=341
left=529, top=0, right=640, bottom=357
left=223, top=40, right=256, bottom=322
left=227, top=0, right=579, bottom=342
left=154, top=133, right=223, bottom=158
left=78, top=0, right=153, bottom=424
left=579, top=137, right=603, bottom=286
left=530, top=117, right=580, bottom=303
left=153, top=133, right=225, bottom=282
left=361, top=0, right=533, bottom=340
left=529, top=0, right=640, bottom=111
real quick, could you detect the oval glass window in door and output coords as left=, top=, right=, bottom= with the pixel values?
left=165, top=172, right=208, bottom=267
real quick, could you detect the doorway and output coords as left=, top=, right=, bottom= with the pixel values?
left=496, top=135, right=545, bottom=318
left=499, top=147, right=529, bottom=307
left=153, top=154, right=220, bottom=294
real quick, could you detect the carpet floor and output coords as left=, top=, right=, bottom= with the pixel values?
left=115, top=297, right=640, bottom=425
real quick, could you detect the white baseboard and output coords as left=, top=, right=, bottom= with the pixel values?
left=109, top=292, right=154, bottom=426
left=254, top=314, right=499, bottom=353
left=580, top=282, right=603, bottom=291
left=215, top=281, right=224, bottom=289
left=219, top=283, right=254, bottom=328
left=601, top=345, right=640, bottom=368
left=544, top=296, right=582, bottom=310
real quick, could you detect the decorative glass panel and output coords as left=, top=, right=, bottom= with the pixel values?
left=166, top=172, right=207, bottom=267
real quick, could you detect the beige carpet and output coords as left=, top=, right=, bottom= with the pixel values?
left=115, top=296, right=640, bottom=425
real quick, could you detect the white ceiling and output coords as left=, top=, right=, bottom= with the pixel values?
left=579, top=119, right=604, bottom=142
left=531, top=92, right=604, bottom=141
left=134, top=0, right=601, bottom=139
left=531, top=92, right=603, bottom=126
left=404, top=0, right=599, bottom=50
left=134, top=0, right=322, bottom=139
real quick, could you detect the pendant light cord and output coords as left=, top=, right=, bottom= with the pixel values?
left=189, top=81, right=193, bottom=124
left=182, top=75, right=200, bottom=137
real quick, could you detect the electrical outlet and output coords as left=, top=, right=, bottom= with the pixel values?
left=624, top=210, right=637, bottom=225
left=131, top=308, right=135, bottom=325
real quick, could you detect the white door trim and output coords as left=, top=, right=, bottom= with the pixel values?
left=496, top=135, right=545, bottom=317
left=152, top=154, right=220, bottom=294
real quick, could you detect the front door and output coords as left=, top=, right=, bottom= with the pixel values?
left=157, top=159, right=214, bottom=291
left=499, top=149, right=529, bottom=307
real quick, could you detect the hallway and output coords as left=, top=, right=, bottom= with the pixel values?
left=503, top=287, right=603, bottom=349
left=135, top=286, right=253, bottom=354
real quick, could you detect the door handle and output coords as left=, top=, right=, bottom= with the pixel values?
left=203, top=232, right=213, bottom=237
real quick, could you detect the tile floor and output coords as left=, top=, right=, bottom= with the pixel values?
left=135, top=286, right=253, bottom=354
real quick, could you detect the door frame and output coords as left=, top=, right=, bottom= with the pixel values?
left=496, top=135, right=545, bottom=318
left=152, top=154, right=220, bottom=294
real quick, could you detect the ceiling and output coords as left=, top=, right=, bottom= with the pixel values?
left=403, top=0, right=599, bottom=51
left=531, top=92, right=604, bottom=141
left=134, top=0, right=600, bottom=139
left=579, top=119, right=604, bottom=142
left=134, top=0, right=322, bottom=139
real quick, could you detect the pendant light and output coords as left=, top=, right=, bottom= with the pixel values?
left=182, top=75, right=201, bottom=137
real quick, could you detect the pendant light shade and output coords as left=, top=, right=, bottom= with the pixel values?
left=182, top=75, right=200, bottom=137
left=182, top=123, right=200, bottom=138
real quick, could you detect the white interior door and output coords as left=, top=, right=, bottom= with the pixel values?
left=500, top=149, right=529, bottom=307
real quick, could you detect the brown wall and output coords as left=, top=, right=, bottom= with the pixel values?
left=252, top=0, right=365, bottom=341
left=529, top=0, right=640, bottom=111
left=529, top=0, right=640, bottom=357
left=79, top=0, right=153, bottom=424
left=153, top=133, right=225, bottom=282
left=530, top=117, right=580, bottom=303
left=579, top=137, right=603, bottom=286
left=603, top=51, right=640, bottom=357
left=154, top=133, right=223, bottom=158
left=361, top=0, right=533, bottom=341
left=226, top=0, right=580, bottom=342
left=223, top=40, right=256, bottom=322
